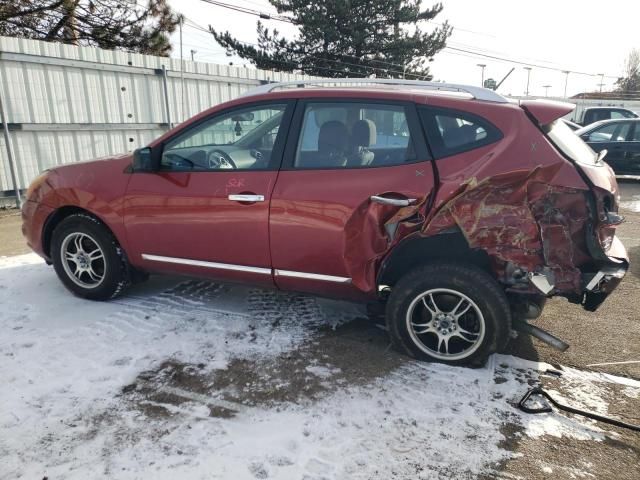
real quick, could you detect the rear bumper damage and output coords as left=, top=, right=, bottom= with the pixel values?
left=580, top=235, right=628, bottom=311
left=527, top=234, right=627, bottom=311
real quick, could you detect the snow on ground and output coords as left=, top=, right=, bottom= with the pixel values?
left=620, top=194, right=640, bottom=212
left=1, top=254, right=638, bottom=480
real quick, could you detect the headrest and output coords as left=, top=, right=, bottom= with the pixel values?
left=318, top=121, right=349, bottom=153
left=458, top=124, right=478, bottom=144
left=443, top=124, right=477, bottom=148
left=351, top=119, right=377, bottom=147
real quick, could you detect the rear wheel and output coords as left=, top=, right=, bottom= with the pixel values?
left=385, top=262, right=511, bottom=366
left=51, top=213, right=130, bottom=300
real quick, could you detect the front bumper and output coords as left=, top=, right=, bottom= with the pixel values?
left=581, top=235, right=628, bottom=311
left=21, top=200, right=54, bottom=259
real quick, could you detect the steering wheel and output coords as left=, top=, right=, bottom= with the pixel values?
left=163, top=153, right=194, bottom=169
left=207, top=149, right=237, bottom=170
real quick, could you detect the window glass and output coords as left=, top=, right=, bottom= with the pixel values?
left=632, top=124, right=640, bottom=141
left=161, top=104, right=287, bottom=171
left=419, top=107, right=502, bottom=158
left=545, top=120, right=598, bottom=166
left=587, top=122, right=631, bottom=142
left=294, top=103, right=416, bottom=168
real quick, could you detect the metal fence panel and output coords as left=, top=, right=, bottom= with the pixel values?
left=0, top=36, right=312, bottom=193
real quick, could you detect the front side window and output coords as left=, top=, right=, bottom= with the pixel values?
left=161, top=104, right=287, bottom=171
left=419, top=107, right=502, bottom=159
left=586, top=122, right=631, bottom=142
left=294, top=102, right=416, bottom=169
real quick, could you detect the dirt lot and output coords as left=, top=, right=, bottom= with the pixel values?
left=1, top=182, right=639, bottom=480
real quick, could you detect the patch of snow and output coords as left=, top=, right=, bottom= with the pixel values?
left=621, top=386, right=640, bottom=399
left=305, top=364, right=341, bottom=378
left=620, top=194, right=640, bottom=212
left=600, top=372, right=640, bottom=388
left=0, top=255, right=628, bottom=479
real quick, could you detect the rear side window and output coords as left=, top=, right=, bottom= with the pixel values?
left=586, top=122, right=631, bottom=142
left=293, top=102, right=418, bottom=169
left=419, top=107, right=502, bottom=159
left=612, top=110, right=636, bottom=119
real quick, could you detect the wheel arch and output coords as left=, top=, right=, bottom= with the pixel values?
left=42, top=206, right=121, bottom=258
left=377, top=229, right=494, bottom=288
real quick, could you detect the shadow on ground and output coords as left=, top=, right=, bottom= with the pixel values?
left=122, top=317, right=408, bottom=419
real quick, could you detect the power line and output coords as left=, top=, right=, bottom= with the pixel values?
left=182, top=15, right=429, bottom=79
left=196, top=0, right=623, bottom=81
left=200, top=0, right=293, bottom=23
left=443, top=46, right=619, bottom=79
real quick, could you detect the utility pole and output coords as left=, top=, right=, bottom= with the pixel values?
left=477, top=64, right=486, bottom=87
left=0, top=88, right=21, bottom=208
left=562, top=71, right=570, bottom=98
left=190, top=49, right=197, bottom=62
left=598, top=73, right=605, bottom=93
left=543, top=85, right=552, bottom=97
left=524, top=67, right=532, bottom=96
left=179, top=15, right=185, bottom=122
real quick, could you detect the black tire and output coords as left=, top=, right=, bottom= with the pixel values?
left=385, top=262, right=511, bottom=366
left=51, top=213, right=131, bottom=300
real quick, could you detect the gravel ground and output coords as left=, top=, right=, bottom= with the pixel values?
left=1, top=181, right=639, bottom=479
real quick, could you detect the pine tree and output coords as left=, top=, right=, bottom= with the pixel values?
left=210, top=0, right=451, bottom=79
left=0, top=0, right=180, bottom=57
left=615, top=49, right=640, bottom=94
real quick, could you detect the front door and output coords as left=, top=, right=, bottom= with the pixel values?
left=583, top=120, right=633, bottom=174
left=622, top=122, right=640, bottom=174
left=124, top=101, right=293, bottom=286
left=269, top=99, right=436, bottom=299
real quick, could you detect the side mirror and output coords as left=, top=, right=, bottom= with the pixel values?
left=132, top=147, right=154, bottom=172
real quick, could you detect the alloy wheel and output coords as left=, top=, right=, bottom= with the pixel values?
left=405, top=288, right=486, bottom=361
left=60, top=232, right=106, bottom=289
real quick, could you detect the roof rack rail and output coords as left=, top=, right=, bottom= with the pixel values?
left=242, top=78, right=508, bottom=103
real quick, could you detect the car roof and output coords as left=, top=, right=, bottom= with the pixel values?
left=248, top=86, right=472, bottom=102
left=575, top=117, right=640, bottom=134
left=584, top=106, right=635, bottom=111
left=241, top=78, right=508, bottom=104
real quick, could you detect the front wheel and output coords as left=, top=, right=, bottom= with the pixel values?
left=385, top=262, right=511, bottom=366
left=51, top=213, right=131, bottom=300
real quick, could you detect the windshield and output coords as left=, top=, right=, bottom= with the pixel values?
left=544, top=119, right=599, bottom=166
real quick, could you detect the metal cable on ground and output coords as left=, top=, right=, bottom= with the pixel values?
left=518, top=386, right=640, bottom=432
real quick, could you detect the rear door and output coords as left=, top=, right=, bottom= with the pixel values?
left=624, top=122, right=640, bottom=174
left=582, top=121, right=633, bottom=173
left=269, top=99, right=435, bottom=298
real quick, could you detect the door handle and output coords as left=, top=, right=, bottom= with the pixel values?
left=228, top=194, right=265, bottom=202
left=370, top=195, right=417, bottom=207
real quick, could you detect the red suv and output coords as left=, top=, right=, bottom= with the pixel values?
left=22, top=79, right=628, bottom=365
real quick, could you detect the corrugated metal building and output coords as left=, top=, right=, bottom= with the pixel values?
left=0, top=36, right=312, bottom=195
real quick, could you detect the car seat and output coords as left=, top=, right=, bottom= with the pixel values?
left=442, top=123, right=477, bottom=149
left=312, top=120, right=349, bottom=168
left=349, top=119, right=377, bottom=166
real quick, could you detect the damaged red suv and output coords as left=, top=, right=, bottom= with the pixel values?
left=22, top=79, right=628, bottom=365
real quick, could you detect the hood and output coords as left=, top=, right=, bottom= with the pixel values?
left=43, top=152, right=133, bottom=200
left=55, top=152, right=132, bottom=170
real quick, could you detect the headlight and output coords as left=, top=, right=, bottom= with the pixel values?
left=26, top=171, right=49, bottom=201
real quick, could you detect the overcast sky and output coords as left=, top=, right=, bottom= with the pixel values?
left=167, top=0, right=640, bottom=98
